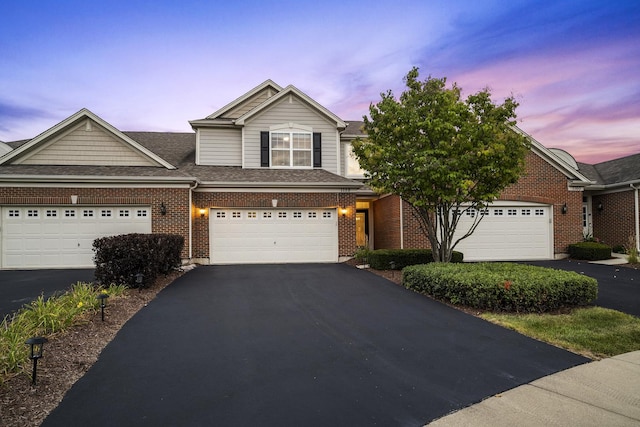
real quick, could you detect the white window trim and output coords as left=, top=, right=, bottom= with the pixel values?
left=269, top=123, right=313, bottom=169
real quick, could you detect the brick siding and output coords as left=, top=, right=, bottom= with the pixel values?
left=371, top=151, right=584, bottom=256
left=191, top=192, right=356, bottom=260
left=592, top=190, right=636, bottom=248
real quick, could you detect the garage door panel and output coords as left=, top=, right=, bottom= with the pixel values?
left=210, top=208, right=338, bottom=264
left=1, top=206, right=151, bottom=269
left=454, top=204, right=552, bottom=261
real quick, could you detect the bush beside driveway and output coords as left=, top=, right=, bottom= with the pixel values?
left=43, top=264, right=587, bottom=426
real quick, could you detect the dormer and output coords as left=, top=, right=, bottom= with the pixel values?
left=190, top=81, right=346, bottom=174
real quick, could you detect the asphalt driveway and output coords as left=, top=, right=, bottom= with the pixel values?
left=525, top=259, right=640, bottom=317
left=0, top=269, right=95, bottom=319
left=43, top=264, right=587, bottom=426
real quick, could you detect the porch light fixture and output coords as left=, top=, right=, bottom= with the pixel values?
left=562, top=203, right=568, bottom=215
left=340, top=207, right=348, bottom=217
left=96, top=293, right=109, bottom=322
left=597, top=202, right=604, bottom=212
left=25, top=337, right=48, bottom=385
left=199, top=208, right=206, bottom=218
left=160, top=202, right=167, bottom=216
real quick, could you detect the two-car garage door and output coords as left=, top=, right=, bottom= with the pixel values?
left=1, top=206, right=151, bottom=269
left=454, top=203, right=553, bottom=261
left=210, top=208, right=338, bottom=264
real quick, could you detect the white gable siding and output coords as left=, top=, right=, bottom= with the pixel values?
left=15, top=120, right=156, bottom=166
left=198, top=128, right=242, bottom=166
left=222, top=88, right=274, bottom=119
left=243, top=96, right=338, bottom=172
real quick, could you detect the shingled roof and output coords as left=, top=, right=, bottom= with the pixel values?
left=578, top=152, right=640, bottom=187
left=0, top=131, right=362, bottom=188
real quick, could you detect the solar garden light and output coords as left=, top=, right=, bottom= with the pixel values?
left=96, top=293, right=109, bottom=321
left=25, top=337, right=48, bottom=385
left=135, top=272, right=144, bottom=288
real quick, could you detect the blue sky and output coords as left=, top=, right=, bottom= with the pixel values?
left=0, top=0, right=638, bottom=163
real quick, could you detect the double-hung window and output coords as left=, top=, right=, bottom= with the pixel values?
left=271, top=131, right=312, bottom=167
left=263, top=123, right=318, bottom=168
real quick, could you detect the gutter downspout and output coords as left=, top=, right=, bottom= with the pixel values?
left=632, top=184, right=640, bottom=252
left=188, top=180, right=199, bottom=261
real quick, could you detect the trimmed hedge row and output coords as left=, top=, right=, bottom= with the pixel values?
left=367, top=248, right=463, bottom=270
left=93, top=233, right=184, bottom=288
left=403, top=262, right=598, bottom=313
left=569, top=242, right=612, bottom=261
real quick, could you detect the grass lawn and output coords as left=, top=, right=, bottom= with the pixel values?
left=481, top=306, right=640, bottom=359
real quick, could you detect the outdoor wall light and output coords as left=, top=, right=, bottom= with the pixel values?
left=96, top=293, right=109, bottom=322
left=25, top=337, right=48, bottom=385
left=199, top=208, right=206, bottom=218
left=340, top=207, right=348, bottom=217
left=597, top=202, right=604, bottom=212
left=160, top=202, right=167, bottom=215
left=562, top=203, right=568, bottom=215
left=135, top=272, right=145, bottom=289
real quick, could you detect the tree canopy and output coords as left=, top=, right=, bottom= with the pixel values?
left=352, top=67, right=530, bottom=262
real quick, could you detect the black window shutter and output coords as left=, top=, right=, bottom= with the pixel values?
left=260, top=131, right=269, bottom=167
left=313, top=132, right=321, bottom=168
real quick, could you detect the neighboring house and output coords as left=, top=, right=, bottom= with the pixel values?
left=578, top=154, right=640, bottom=251
left=0, top=80, right=632, bottom=270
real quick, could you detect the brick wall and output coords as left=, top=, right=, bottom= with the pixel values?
left=500, top=152, right=583, bottom=254
left=592, top=190, right=636, bottom=248
left=370, top=151, right=584, bottom=256
left=0, top=186, right=191, bottom=258
left=371, top=195, right=401, bottom=249
left=191, top=191, right=356, bottom=260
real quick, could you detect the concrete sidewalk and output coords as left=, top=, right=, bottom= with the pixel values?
left=427, top=350, right=640, bottom=426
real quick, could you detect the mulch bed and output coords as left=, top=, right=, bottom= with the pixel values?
left=0, top=270, right=183, bottom=427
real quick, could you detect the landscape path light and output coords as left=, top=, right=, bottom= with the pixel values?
left=25, top=337, right=48, bottom=385
left=97, top=292, right=109, bottom=321
left=135, top=272, right=144, bottom=288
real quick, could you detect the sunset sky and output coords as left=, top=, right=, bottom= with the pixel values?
left=0, top=0, right=638, bottom=164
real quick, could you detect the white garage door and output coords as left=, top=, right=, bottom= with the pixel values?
left=210, top=208, right=338, bottom=264
left=454, top=203, right=553, bottom=261
left=1, top=206, right=151, bottom=269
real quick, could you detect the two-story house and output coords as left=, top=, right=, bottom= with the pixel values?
left=2, top=79, right=631, bottom=270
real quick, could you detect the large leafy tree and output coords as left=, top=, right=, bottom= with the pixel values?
left=352, top=67, right=530, bottom=262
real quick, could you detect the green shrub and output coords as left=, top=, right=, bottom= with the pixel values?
left=368, top=248, right=463, bottom=270
left=568, top=242, right=611, bottom=261
left=612, top=245, right=626, bottom=254
left=402, top=263, right=598, bottom=313
left=93, top=233, right=184, bottom=288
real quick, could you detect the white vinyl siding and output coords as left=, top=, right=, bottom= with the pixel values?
left=15, top=119, right=156, bottom=166
left=243, top=96, right=338, bottom=172
left=198, top=128, right=242, bottom=166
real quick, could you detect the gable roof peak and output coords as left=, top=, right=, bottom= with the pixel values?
left=234, top=84, right=346, bottom=129
left=0, top=108, right=176, bottom=169
left=204, top=79, right=283, bottom=120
